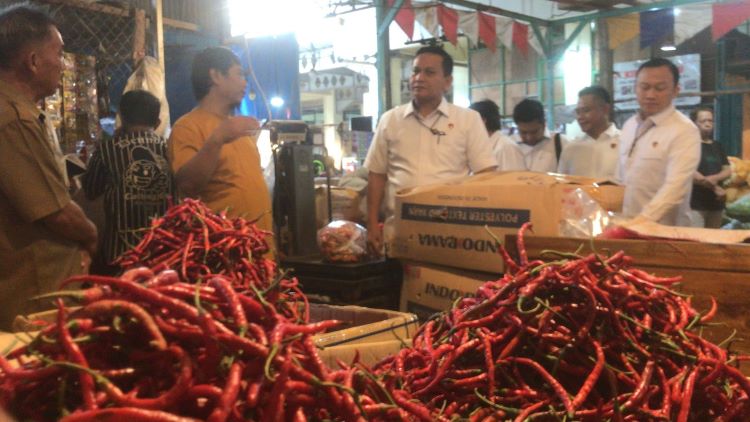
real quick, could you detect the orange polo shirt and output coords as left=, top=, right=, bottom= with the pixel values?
left=168, top=108, right=274, bottom=239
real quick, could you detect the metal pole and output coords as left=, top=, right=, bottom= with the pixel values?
left=375, top=0, right=393, bottom=116
left=546, top=59, right=555, bottom=130
left=596, top=19, right=613, bottom=94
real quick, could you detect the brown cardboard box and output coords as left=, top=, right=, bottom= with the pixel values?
left=17, top=304, right=419, bottom=349
left=390, top=172, right=624, bottom=273
left=315, top=187, right=364, bottom=228
left=318, top=339, right=411, bottom=367
left=399, top=261, right=498, bottom=321
left=309, top=304, right=418, bottom=347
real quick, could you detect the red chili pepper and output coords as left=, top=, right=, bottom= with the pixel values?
left=209, top=276, right=247, bottom=334
left=206, top=362, right=242, bottom=422
left=56, top=300, right=97, bottom=411
left=79, top=300, right=167, bottom=351
left=59, top=408, right=201, bottom=422
left=571, top=340, right=604, bottom=411
left=676, top=367, right=698, bottom=422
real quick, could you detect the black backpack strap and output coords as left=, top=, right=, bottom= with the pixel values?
left=554, top=132, right=562, bottom=164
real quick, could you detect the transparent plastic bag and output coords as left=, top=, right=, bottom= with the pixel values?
left=559, top=187, right=616, bottom=238
left=317, top=220, right=367, bottom=263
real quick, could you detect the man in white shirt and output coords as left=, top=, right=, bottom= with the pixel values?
left=558, top=86, right=620, bottom=179
left=496, top=98, right=567, bottom=172
left=364, top=46, right=497, bottom=255
left=617, top=58, right=701, bottom=226
left=469, top=99, right=512, bottom=154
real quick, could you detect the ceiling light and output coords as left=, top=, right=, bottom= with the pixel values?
left=270, top=96, right=285, bottom=108
left=660, top=45, right=677, bottom=52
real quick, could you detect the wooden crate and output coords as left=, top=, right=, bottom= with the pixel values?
left=505, top=236, right=750, bottom=363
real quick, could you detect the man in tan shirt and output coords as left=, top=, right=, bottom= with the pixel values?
left=0, top=5, right=97, bottom=329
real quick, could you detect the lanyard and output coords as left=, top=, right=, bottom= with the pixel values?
left=414, top=114, right=445, bottom=144
left=628, top=119, right=655, bottom=158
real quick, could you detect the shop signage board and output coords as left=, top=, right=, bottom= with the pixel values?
left=613, top=53, right=701, bottom=110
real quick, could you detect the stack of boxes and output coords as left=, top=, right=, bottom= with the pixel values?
left=390, top=171, right=624, bottom=320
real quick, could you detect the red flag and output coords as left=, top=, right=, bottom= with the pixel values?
left=438, top=5, right=458, bottom=45
left=713, top=0, right=750, bottom=41
left=388, top=0, right=415, bottom=40
left=478, top=12, right=496, bottom=52
left=512, top=21, right=529, bottom=57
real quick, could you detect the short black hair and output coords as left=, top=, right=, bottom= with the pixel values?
left=578, top=85, right=612, bottom=105
left=690, top=105, right=713, bottom=122
left=119, top=90, right=160, bottom=127
left=469, top=100, right=501, bottom=133
left=513, top=98, right=545, bottom=124
left=0, top=4, right=57, bottom=69
left=636, top=57, right=680, bottom=86
left=415, top=45, right=453, bottom=76
left=191, top=47, right=240, bottom=101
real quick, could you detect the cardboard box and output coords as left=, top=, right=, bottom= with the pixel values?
left=309, top=304, right=418, bottom=347
left=315, top=187, right=364, bottom=228
left=318, top=339, right=411, bottom=368
left=399, top=261, right=498, bottom=321
left=390, top=172, right=624, bottom=273
left=16, top=304, right=419, bottom=349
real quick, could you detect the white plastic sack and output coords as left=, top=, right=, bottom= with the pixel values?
left=119, top=56, right=171, bottom=137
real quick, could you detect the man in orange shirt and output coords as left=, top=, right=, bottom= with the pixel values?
left=168, top=47, right=273, bottom=245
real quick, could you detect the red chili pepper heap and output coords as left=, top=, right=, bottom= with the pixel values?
left=116, top=198, right=276, bottom=291
left=374, top=223, right=750, bottom=421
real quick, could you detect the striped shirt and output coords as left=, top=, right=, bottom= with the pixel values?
left=83, top=130, right=175, bottom=263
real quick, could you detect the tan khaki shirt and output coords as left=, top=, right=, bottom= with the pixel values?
left=0, top=80, right=81, bottom=330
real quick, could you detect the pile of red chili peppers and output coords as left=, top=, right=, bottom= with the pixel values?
left=0, top=266, right=367, bottom=421
left=374, top=223, right=750, bottom=421
left=115, top=198, right=276, bottom=291
left=0, top=200, right=441, bottom=421
left=3, top=201, right=750, bottom=421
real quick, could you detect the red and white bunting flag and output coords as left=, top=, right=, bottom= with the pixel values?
left=414, top=4, right=439, bottom=38
left=387, top=0, right=415, bottom=40
left=458, top=10, right=478, bottom=47
left=529, top=25, right=545, bottom=56
left=478, top=12, right=496, bottom=52
left=495, top=15, right=514, bottom=50
left=512, top=21, right=530, bottom=57
left=438, top=4, right=459, bottom=45
left=674, top=4, right=711, bottom=45
left=712, top=0, right=750, bottom=41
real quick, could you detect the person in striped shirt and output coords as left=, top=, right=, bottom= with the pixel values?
left=83, top=90, right=176, bottom=274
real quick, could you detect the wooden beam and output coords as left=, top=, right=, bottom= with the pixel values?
left=163, top=17, right=200, bottom=32
left=154, top=0, right=165, bottom=72
left=39, top=0, right=200, bottom=32
left=40, top=0, right=129, bottom=17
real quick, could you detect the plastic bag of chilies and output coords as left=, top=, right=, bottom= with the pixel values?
left=317, top=220, right=367, bottom=263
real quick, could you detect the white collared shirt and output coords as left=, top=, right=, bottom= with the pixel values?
left=496, top=130, right=568, bottom=173
left=364, top=98, right=497, bottom=218
left=557, top=123, right=620, bottom=179
left=617, top=106, right=701, bottom=226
